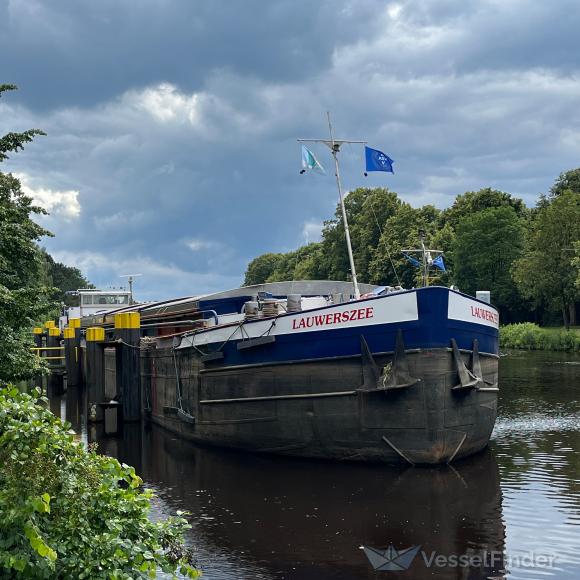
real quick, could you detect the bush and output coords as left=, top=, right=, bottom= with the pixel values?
left=0, top=387, right=199, bottom=579
left=500, top=323, right=580, bottom=351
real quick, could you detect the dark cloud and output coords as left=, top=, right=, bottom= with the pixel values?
left=0, top=0, right=383, bottom=111
left=1, top=0, right=580, bottom=299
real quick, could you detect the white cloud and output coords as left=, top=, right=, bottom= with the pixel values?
left=95, top=210, right=154, bottom=231
left=49, top=249, right=241, bottom=301
left=15, top=173, right=81, bottom=219
left=132, top=83, right=200, bottom=124
left=184, top=238, right=216, bottom=252
left=302, top=220, right=323, bottom=244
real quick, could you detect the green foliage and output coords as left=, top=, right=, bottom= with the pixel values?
left=369, top=202, right=448, bottom=288
left=441, top=187, right=527, bottom=229
left=0, top=387, right=200, bottom=579
left=500, top=323, right=580, bottom=351
left=40, top=250, right=94, bottom=307
left=244, top=252, right=284, bottom=285
left=512, top=190, right=580, bottom=327
left=0, top=173, right=51, bottom=290
left=242, top=177, right=579, bottom=329
left=0, top=86, right=56, bottom=382
left=574, top=241, right=580, bottom=290
left=452, top=206, right=525, bottom=319
left=265, top=244, right=326, bottom=282
left=0, top=85, right=45, bottom=163
left=550, top=168, right=580, bottom=198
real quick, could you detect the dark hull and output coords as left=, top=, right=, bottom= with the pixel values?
left=143, top=345, right=498, bottom=465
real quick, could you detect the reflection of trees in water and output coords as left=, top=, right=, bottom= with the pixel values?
left=498, top=351, right=580, bottom=418
left=495, top=351, right=580, bottom=508
left=48, top=350, right=580, bottom=578
left=95, top=424, right=505, bottom=580
left=493, top=430, right=580, bottom=513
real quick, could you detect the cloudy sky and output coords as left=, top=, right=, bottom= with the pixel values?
left=1, top=0, right=579, bottom=300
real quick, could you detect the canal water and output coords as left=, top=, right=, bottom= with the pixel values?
left=54, top=350, right=580, bottom=579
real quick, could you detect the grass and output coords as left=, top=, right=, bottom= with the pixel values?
left=500, top=323, right=580, bottom=351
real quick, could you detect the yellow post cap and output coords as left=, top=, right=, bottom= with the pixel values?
left=44, top=320, right=56, bottom=329
left=114, top=312, right=140, bottom=329
left=68, top=318, right=81, bottom=329
left=48, top=327, right=61, bottom=337
left=86, top=327, right=105, bottom=342
left=33, top=327, right=44, bottom=334
left=63, top=327, right=76, bottom=339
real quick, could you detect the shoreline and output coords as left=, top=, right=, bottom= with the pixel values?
left=500, top=323, right=580, bottom=352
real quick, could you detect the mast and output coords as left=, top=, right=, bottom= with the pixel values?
left=418, top=229, right=428, bottom=288
left=402, top=230, right=444, bottom=288
left=298, top=112, right=366, bottom=299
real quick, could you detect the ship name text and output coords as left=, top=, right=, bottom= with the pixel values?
left=292, top=307, right=374, bottom=330
left=470, top=306, right=499, bottom=325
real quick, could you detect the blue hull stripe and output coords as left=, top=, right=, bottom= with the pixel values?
left=198, top=287, right=499, bottom=367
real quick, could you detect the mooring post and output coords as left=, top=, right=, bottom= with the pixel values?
left=86, top=327, right=106, bottom=422
left=63, top=318, right=81, bottom=387
left=32, top=326, right=43, bottom=348
left=46, top=326, right=64, bottom=396
left=114, top=312, right=141, bottom=422
left=32, top=327, right=44, bottom=391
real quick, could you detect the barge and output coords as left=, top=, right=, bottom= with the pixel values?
left=64, top=119, right=500, bottom=464
left=116, top=280, right=499, bottom=465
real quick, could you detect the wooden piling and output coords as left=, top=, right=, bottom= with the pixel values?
left=32, top=327, right=44, bottom=390
left=63, top=318, right=82, bottom=387
left=86, top=327, right=105, bottom=422
left=114, top=312, right=141, bottom=422
left=32, top=326, right=44, bottom=348
left=46, top=327, right=64, bottom=396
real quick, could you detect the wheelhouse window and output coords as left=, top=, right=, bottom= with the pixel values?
left=81, top=294, right=129, bottom=306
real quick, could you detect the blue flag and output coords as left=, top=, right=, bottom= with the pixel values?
left=432, top=255, right=446, bottom=271
left=403, top=253, right=421, bottom=267
left=365, top=146, right=394, bottom=174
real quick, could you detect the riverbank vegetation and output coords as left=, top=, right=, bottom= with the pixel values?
left=500, top=323, right=580, bottom=351
left=0, top=387, right=199, bottom=578
left=245, top=173, right=580, bottom=329
left=0, top=84, right=198, bottom=578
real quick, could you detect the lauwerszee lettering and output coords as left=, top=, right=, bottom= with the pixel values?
left=292, top=307, right=374, bottom=330
left=470, top=306, right=499, bottom=325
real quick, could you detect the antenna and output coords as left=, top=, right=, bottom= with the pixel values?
left=119, top=274, right=142, bottom=305
left=298, top=112, right=366, bottom=299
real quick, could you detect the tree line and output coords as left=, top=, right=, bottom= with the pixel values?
left=0, top=83, right=198, bottom=579
left=0, top=85, right=93, bottom=382
left=244, top=173, right=580, bottom=328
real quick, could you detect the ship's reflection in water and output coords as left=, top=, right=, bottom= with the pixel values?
left=58, top=349, right=580, bottom=580
left=95, top=426, right=505, bottom=580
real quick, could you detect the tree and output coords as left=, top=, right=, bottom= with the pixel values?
left=265, top=243, right=326, bottom=282
left=574, top=241, right=580, bottom=291
left=0, top=85, right=54, bottom=382
left=442, top=187, right=527, bottom=230
left=512, top=190, right=580, bottom=328
left=452, top=206, right=525, bottom=320
left=40, top=250, right=94, bottom=306
left=316, top=188, right=403, bottom=283
left=243, top=252, right=284, bottom=285
left=550, top=168, right=580, bottom=198
left=369, top=202, right=444, bottom=288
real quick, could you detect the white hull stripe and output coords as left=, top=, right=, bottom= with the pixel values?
left=181, top=292, right=419, bottom=348
left=448, top=292, right=499, bottom=329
